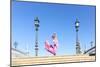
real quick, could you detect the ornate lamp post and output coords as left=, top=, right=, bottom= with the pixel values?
left=90, top=41, right=93, bottom=48
left=14, top=41, right=18, bottom=49
left=34, top=17, right=40, bottom=56
left=75, top=19, right=81, bottom=54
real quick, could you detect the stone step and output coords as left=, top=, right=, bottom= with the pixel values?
left=12, top=55, right=95, bottom=66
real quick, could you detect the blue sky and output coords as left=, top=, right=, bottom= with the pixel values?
left=12, top=1, right=96, bottom=56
